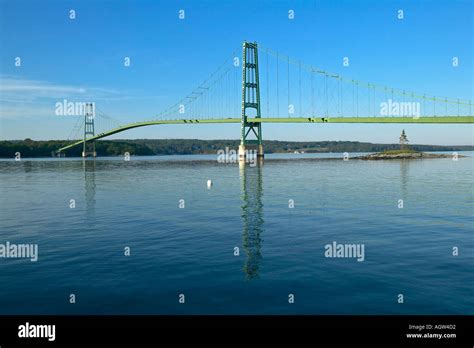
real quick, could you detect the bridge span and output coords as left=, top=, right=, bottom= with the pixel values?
left=57, top=41, right=474, bottom=158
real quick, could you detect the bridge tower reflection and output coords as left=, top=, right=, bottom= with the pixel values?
left=239, top=160, right=264, bottom=280
left=83, top=159, right=96, bottom=215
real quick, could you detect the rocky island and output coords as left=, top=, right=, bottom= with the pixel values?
left=358, top=150, right=464, bottom=160
left=357, top=130, right=467, bottom=160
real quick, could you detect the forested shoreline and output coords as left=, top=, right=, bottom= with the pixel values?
left=0, top=138, right=472, bottom=158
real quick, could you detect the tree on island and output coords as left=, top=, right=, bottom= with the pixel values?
left=399, top=129, right=409, bottom=150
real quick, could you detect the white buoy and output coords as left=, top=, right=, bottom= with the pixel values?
left=207, top=179, right=212, bottom=189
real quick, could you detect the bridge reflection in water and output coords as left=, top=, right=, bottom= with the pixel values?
left=239, top=159, right=264, bottom=280
left=83, top=159, right=96, bottom=215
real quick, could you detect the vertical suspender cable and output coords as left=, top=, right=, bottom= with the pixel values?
left=287, top=55, right=291, bottom=117
left=299, top=61, right=302, bottom=117
left=311, top=70, right=315, bottom=116
left=276, top=52, right=280, bottom=117
left=352, top=82, right=354, bottom=117
left=266, top=49, right=269, bottom=116
left=356, top=82, right=359, bottom=117
left=367, top=83, right=370, bottom=116
left=325, top=74, right=328, bottom=117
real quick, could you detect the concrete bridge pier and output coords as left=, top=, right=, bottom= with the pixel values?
left=238, top=144, right=264, bottom=163
left=239, top=144, right=246, bottom=161
left=82, top=151, right=97, bottom=158
left=257, top=144, right=264, bottom=158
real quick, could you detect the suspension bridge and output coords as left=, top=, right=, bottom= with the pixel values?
left=56, top=41, right=474, bottom=158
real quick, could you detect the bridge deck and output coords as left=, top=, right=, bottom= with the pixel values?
left=57, top=116, right=474, bottom=153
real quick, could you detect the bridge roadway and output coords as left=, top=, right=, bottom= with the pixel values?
left=57, top=116, right=474, bottom=153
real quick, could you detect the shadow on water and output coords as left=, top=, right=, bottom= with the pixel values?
left=239, top=159, right=264, bottom=280
left=83, top=159, right=96, bottom=216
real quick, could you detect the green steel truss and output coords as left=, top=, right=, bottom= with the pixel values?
left=82, top=103, right=96, bottom=157
left=240, top=41, right=263, bottom=148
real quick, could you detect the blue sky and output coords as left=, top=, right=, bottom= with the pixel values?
left=0, top=0, right=472, bottom=145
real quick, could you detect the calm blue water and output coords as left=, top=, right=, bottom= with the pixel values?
left=0, top=152, right=473, bottom=314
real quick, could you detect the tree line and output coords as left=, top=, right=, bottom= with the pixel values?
left=0, top=138, right=472, bottom=158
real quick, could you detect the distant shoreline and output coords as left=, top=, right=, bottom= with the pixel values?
left=0, top=139, right=473, bottom=158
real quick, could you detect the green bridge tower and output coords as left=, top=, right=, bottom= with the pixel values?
left=239, top=41, right=264, bottom=161
left=82, top=102, right=96, bottom=157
